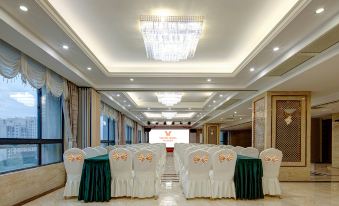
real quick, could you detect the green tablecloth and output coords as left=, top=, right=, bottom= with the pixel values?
left=234, top=155, right=264, bottom=200
left=78, top=155, right=111, bottom=202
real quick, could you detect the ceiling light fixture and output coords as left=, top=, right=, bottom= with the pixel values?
left=62, top=45, right=69, bottom=50
left=207, top=78, right=212, bottom=82
left=140, top=15, right=204, bottom=62
left=147, top=107, right=151, bottom=110
left=273, top=47, right=280, bottom=52
left=250, top=67, right=255, bottom=72
left=234, top=111, right=237, bottom=114
left=156, top=92, right=183, bottom=106
left=87, top=67, right=92, bottom=71
left=161, top=112, right=177, bottom=119
left=219, top=94, right=223, bottom=97
left=19, top=5, right=28, bottom=12
left=116, top=94, right=120, bottom=97
left=315, top=7, right=325, bottom=14
left=213, top=100, right=216, bottom=103
left=130, top=78, right=134, bottom=82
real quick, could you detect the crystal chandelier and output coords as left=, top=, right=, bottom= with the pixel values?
left=140, top=15, right=204, bottom=62
left=156, top=92, right=183, bottom=106
left=162, top=112, right=177, bottom=119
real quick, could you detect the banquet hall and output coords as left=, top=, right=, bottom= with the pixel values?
left=0, top=0, right=339, bottom=205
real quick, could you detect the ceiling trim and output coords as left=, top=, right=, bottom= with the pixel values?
left=96, top=88, right=258, bottom=92
left=36, top=0, right=310, bottom=78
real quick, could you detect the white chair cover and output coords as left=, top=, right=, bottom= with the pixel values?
left=109, top=148, right=133, bottom=197
left=208, top=147, right=222, bottom=161
left=232, top=146, right=244, bottom=154
left=63, top=148, right=85, bottom=197
left=83, top=147, right=99, bottom=158
left=132, top=149, right=159, bottom=198
left=95, top=146, right=108, bottom=155
left=106, top=145, right=116, bottom=153
left=182, top=150, right=211, bottom=198
left=224, top=145, right=234, bottom=149
left=239, top=147, right=259, bottom=158
left=210, top=149, right=237, bottom=199
left=260, top=148, right=283, bottom=196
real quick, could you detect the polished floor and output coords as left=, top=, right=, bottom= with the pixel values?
left=25, top=154, right=339, bottom=206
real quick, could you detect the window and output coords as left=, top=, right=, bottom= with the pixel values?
left=125, top=125, right=133, bottom=144
left=138, top=130, right=142, bottom=143
left=0, top=77, right=63, bottom=174
left=100, top=114, right=115, bottom=146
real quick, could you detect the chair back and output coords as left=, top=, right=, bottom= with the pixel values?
left=94, top=146, right=107, bottom=155
left=232, top=146, right=244, bottom=154
left=224, top=145, right=234, bottom=149
left=212, top=149, right=237, bottom=179
left=83, top=147, right=99, bottom=158
left=106, top=145, right=116, bottom=153
left=240, top=147, right=259, bottom=158
left=63, top=148, right=85, bottom=176
left=133, top=149, right=156, bottom=174
left=109, top=148, right=132, bottom=175
left=260, top=148, right=283, bottom=178
left=186, top=150, right=211, bottom=176
left=208, top=147, right=222, bottom=158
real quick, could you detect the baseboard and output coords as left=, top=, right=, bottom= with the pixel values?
left=13, top=184, right=65, bottom=206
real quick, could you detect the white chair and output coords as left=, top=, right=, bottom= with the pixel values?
left=208, top=147, right=222, bottom=160
left=210, top=149, right=237, bottom=199
left=239, top=147, right=259, bottom=158
left=132, top=149, right=159, bottom=198
left=106, top=145, right=116, bottom=153
left=232, top=146, right=244, bottom=154
left=260, top=148, right=283, bottom=196
left=95, top=146, right=108, bottom=155
left=224, top=145, right=234, bottom=149
left=182, top=150, right=211, bottom=199
left=109, top=148, right=133, bottom=197
left=63, top=148, right=85, bottom=197
left=83, top=147, right=99, bottom=158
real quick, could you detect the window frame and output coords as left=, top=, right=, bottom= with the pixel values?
left=100, top=117, right=116, bottom=146
left=0, top=88, right=64, bottom=175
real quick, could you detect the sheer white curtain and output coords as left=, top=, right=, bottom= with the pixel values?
left=0, top=40, right=66, bottom=97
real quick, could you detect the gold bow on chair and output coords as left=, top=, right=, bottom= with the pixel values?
left=193, top=154, right=209, bottom=164
left=112, top=152, right=128, bottom=161
left=137, top=153, right=153, bottom=162
left=264, top=155, right=279, bottom=162
left=67, top=154, right=83, bottom=162
left=218, top=153, right=234, bottom=163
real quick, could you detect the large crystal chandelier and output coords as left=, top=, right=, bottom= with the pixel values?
left=156, top=92, right=183, bottom=106
left=161, top=112, right=177, bottom=119
left=140, top=15, right=204, bottom=62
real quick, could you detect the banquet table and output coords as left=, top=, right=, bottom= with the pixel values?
left=234, top=155, right=264, bottom=200
left=78, top=155, right=111, bottom=202
left=78, top=154, right=263, bottom=202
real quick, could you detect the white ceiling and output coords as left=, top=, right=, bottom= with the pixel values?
left=46, top=0, right=299, bottom=74
left=1, top=0, right=339, bottom=126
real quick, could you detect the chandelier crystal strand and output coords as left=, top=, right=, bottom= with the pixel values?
left=140, top=15, right=204, bottom=62
left=156, top=92, right=183, bottom=106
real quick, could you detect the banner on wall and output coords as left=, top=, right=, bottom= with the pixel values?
left=149, top=129, right=189, bottom=148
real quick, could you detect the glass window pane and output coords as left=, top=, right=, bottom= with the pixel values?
left=41, top=143, right=62, bottom=164
left=0, top=144, right=38, bottom=173
left=101, top=143, right=108, bottom=147
left=41, top=87, right=62, bottom=139
left=101, top=115, right=108, bottom=140
left=0, top=77, right=38, bottom=139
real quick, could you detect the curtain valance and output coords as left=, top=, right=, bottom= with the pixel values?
left=100, top=102, right=118, bottom=120
left=0, top=40, right=65, bottom=97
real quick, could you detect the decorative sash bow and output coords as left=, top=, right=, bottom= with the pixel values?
left=218, top=153, right=234, bottom=163
left=67, top=154, right=83, bottom=162
left=138, top=153, right=153, bottom=162
left=112, top=152, right=128, bottom=161
left=264, top=155, right=279, bottom=162
left=193, top=154, right=209, bottom=164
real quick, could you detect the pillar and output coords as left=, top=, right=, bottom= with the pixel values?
left=332, top=114, right=339, bottom=168
left=203, top=123, right=220, bottom=144
left=252, top=91, right=311, bottom=181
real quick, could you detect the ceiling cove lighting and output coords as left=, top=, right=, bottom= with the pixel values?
left=140, top=15, right=204, bottom=62
left=162, top=112, right=177, bottom=119
left=156, top=92, right=183, bottom=106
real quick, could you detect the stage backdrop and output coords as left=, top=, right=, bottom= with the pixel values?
left=149, top=129, right=189, bottom=148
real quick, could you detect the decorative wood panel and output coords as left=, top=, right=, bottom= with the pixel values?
left=272, top=96, right=306, bottom=166
left=253, top=97, right=265, bottom=152
left=203, top=124, right=220, bottom=144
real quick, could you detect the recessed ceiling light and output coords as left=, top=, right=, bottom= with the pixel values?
left=273, top=47, right=280, bottom=52
left=208, top=104, right=211, bottom=107
left=219, top=94, right=223, bottom=97
left=315, top=7, right=325, bottom=14
left=116, top=94, right=120, bottom=97
left=207, top=78, right=211, bottom=82
left=87, top=67, right=92, bottom=71
left=62, top=45, right=69, bottom=50
left=188, top=107, right=191, bottom=110
left=147, top=107, right=151, bottom=110
left=234, top=111, right=237, bottom=114
left=127, top=104, right=131, bottom=107
left=213, top=100, right=216, bottom=103
left=19, top=5, right=28, bottom=12
left=130, top=78, right=134, bottom=82
left=123, top=100, right=127, bottom=103
left=250, top=67, right=255, bottom=72
left=240, top=117, right=242, bottom=120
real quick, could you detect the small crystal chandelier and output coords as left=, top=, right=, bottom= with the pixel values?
left=162, top=112, right=177, bottom=119
left=156, top=92, right=183, bottom=106
left=140, top=15, right=204, bottom=62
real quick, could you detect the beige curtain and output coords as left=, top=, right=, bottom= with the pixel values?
left=133, top=122, right=138, bottom=144
left=63, top=81, right=79, bottom=149
left=118, top=114, right=125, bottom=145
left=91, top=89, right=101, bottom=147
